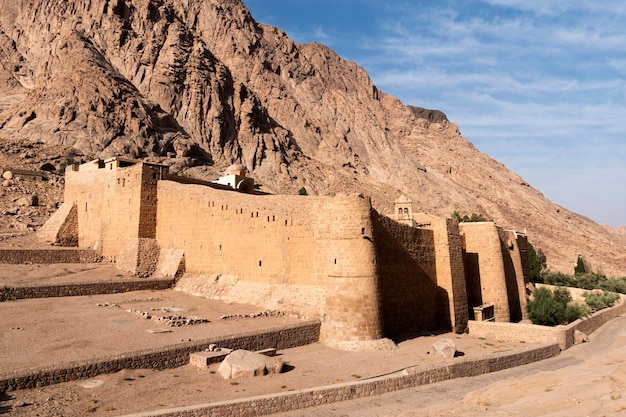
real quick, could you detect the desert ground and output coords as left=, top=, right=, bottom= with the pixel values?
left=269, top=316, right=626, bottom=417
left=1, top=263, right=625, bottom=417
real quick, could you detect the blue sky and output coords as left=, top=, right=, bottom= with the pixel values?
left=244, top=0, right=626, bottom=227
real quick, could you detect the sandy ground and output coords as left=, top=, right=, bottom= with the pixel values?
left=0, top=263, right=537, bottom=416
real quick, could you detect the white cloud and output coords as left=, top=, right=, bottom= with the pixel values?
left=244, top=0, right=626, bottom=225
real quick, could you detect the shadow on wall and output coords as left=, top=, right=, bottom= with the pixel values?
left=372, top=214, right=451, bottom=341
left=502, top=240, right=523, bottom=322
left=464, top=251, right=482, bottom=319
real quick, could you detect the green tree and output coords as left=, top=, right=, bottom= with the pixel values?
left=574, top=255, right=587, bottom=275
left=528, top=242, right=547, bottom=283
left=452, top=211, right=487, bottom=223
left=298, top=187, right=307, bottom=196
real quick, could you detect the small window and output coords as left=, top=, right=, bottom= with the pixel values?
left=259, top=260, right=262, bottom=267
left=361, top=228, right=365, bottom=234
left=152, top=172, right=157, bottom=179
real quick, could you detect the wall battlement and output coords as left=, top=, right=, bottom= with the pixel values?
left=42, top=158, right=530, bottom=350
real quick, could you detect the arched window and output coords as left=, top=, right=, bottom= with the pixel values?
left=404, top=207, right=409, bottom=218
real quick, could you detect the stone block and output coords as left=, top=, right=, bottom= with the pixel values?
left=189, top=348, right=232, bottom=369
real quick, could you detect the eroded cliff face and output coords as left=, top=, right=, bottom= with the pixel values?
left=0, top=0, right=624, bottom=275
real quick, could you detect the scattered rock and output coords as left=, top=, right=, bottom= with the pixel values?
left=80, top=379, right=105, bottom=389
left=2, top=179, right=13, bottom=187
left=220, top=310, right=284, bottom=320
left=217, top=349, right=284, bottom=379
left=2, top=170, right=13, bottom=180
left=430, top=338, right=457, bottom=359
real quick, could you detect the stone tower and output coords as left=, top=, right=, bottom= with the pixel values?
left=394, top=194, right=416, bottom=227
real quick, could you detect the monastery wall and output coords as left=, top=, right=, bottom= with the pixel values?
left=427, top=217, right=469, bottom=333
left=460, top=222, right=511, bottom=322
left=100, top=162, right=144, bottom=259
left=372, top=214, right=441, bottom=339
left=156, top=182, right=382, bottom=345
left=460, top=223, right=529, bottom=323
left=64, top=165, right=106, bottom=249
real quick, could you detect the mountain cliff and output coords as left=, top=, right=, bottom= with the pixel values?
left=0, top=0, right=624, bottom=275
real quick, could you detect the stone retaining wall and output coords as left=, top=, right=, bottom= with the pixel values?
left=468, top=294, right=626, bottom=350
left=0, top=249, right=98, bottom=264
left=0, top=321, right=321, bottom=392
left=120, top=343, right=560, bottom=417
left=0, top=279, right=175, bottom=302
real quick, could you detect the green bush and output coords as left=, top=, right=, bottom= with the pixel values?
left=543, top=272, right=626, bottom=295
left=543, top=272, right=575, bottom=287
left=527, top=287, right=589, bottom=326
left=527, top=287, right=561, bottom=326
left=597, top=277, right=626, bottom=294
left=574, top=273, right=605, bottom=290
left=552, top=287, right=572, bottom=305
left=562, top=303, right=591, bottom=323
left=584, top=291, right=620, bottom=312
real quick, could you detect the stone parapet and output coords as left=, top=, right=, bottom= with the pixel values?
left=0, top=321, right=320, bottom=392
left=0, top=279, right=174, bottom=302
left=0, top=249, right=98, bottom=264
left=468, top=294, right=626, bottom=350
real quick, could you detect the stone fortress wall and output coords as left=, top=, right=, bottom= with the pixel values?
left=42, top=158, right=530, bottom=350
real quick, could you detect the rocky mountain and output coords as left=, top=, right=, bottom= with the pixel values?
left=0, top=0, right=624, bottom=275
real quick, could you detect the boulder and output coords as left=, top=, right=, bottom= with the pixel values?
left=2, top=179, right=13, bottom=187
left=2, top=170, right=13, bottom=180
left=574, top=330, right=589, bottom=344
left=430, top=338, right=457, bottom=359
left=16, top=195, right=38, bottom=207
left=217, top=349, right=284, bottom=380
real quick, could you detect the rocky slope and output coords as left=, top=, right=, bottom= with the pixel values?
left=0, top=0, right=624, bottom=275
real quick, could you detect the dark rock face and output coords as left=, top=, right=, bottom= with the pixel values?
left=0, top=0, right=624, bottom=275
